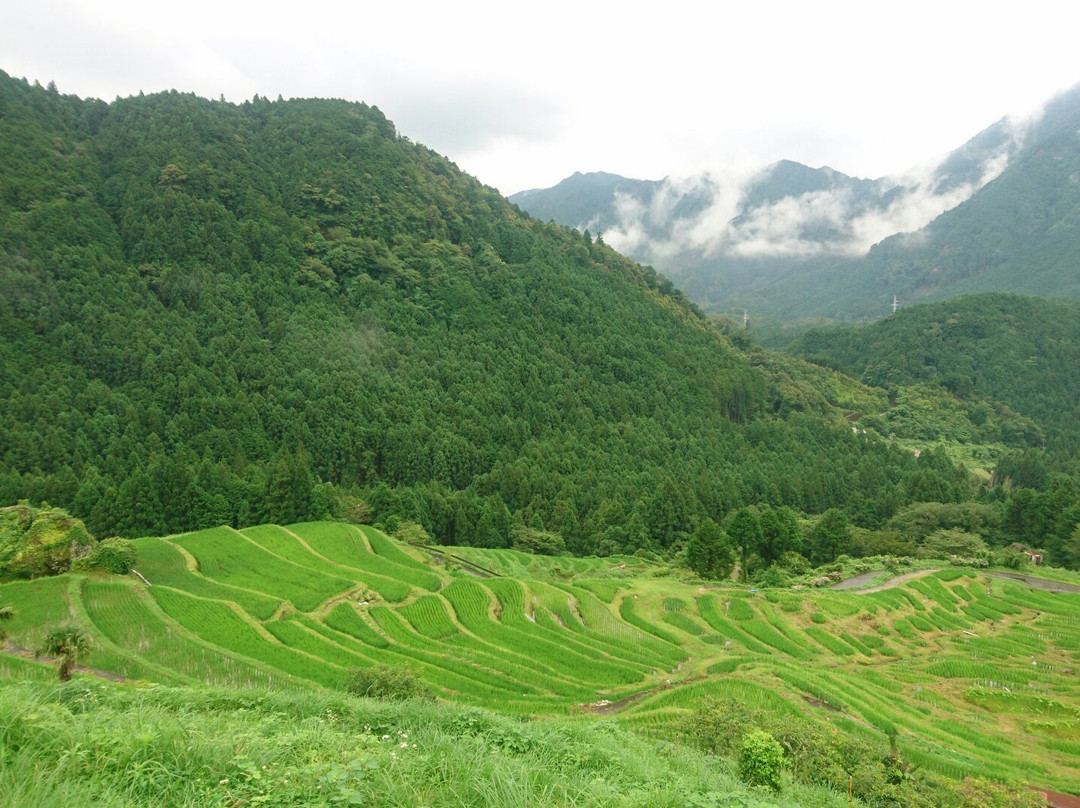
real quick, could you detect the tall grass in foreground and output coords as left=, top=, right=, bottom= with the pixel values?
left=0, top=679, right=861, bottom=808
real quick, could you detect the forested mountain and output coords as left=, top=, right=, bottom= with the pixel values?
left=512, top=87, right=1080, bottom=320
left=789, top=293, right=1080, bottom=453
left=786, top=293, right=1080, bottom=562
left=0, top=70, right=984, bottom=552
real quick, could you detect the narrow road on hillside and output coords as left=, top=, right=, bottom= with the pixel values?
left=829, top=570, right=886, bottom=589
left=832, top=568, right=1080, bottom=594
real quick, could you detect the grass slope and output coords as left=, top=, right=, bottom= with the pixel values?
left=2, top=523, right=1079, bottom=798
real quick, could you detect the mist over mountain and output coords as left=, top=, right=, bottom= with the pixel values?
left=510, top=88, right=1072, bottom=320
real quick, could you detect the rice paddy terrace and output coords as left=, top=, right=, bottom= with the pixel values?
left=2, top=521, right=1079, bottom=794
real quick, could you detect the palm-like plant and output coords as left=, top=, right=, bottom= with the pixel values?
left=37, top=624, right=92, bottom=682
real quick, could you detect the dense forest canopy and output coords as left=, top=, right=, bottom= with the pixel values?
left=1, top=72, right=1076, bottom=564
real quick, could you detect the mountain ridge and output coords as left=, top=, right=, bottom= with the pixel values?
left=509, top=87, right=1077, bottom=320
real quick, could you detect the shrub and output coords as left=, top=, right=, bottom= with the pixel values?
left=739, top=729, right=784, bottom=792
left=86, top=537, right=137, bottom=574
left=346, top=664, right=432, bottom=701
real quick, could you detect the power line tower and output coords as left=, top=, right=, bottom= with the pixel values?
left=743, top=309, right=749, bottom=328
left=891, top=295, right=899, bottom=315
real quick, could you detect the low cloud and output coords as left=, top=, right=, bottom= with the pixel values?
left=598, top=120, right=1025, bottom=264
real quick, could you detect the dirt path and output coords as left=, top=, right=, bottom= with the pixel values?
left=857, top=569, right=942, bottom=593
left=832, top=567, right=1080, bottom=594
left=1, top=643, right=131, bottom=683
left=829, top=570, right=887, bottom=590
left=990, top=572, right=1080, bottom=594
left=582, top=675, right=705, bottom=715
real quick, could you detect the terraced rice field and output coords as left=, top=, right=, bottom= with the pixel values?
left=2, top=527, right=1079, bottom=794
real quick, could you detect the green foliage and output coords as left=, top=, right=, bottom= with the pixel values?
left=36, top=623, right=92, bottom=681
left=739, top=729, right=785, bottom=792
left=686, top=518, right=736, bottom=579
left=807, top=509, right=852, bottom=565
left=510, top=525, right=565, bottom=556
left=84, top=536, right=137, bottom=574
left=345, top=664, right=432, bottom=701
left=392, top=520, right=431, bottom=545
left=919, top=529, right=988, bottom=560
left=0, top=504, right=94, bottom=579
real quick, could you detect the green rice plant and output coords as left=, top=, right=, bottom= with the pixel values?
left=175, top=527, right=352, bottom=612
left=899, top=589, right=926, bottom=611
left=133, top=538, right=281, bottom=618
left=530, top=582, right=669, bottom=669
left=999, top=583, right=1080, bottom=616
left=1004, top=623, right=1047, bottom=649
left=662, top=611, right=706, bottom=636
left=357, top=526, right=430, bottom=569
left=908, top=578, right=959, bottom=610
left=838, top=632, right=874, bottom=656
left=695, top=595, right=771, bottom=654
left=324, top=603, right=391, bottom=648
left=964, top=686, right=1080, bottom=719
left=0, top=653, right=54, bottom=681
left=288, top=523, right=440, bottom=593
left=1044, top=737, right=1080, bottom=756
left=369, top=605, right=587, bottom=700
left=726, top=598, right=755, bottom=621
left=486, top=579, right=527, bottom=623
left=961, top=600, right=1005, bottom=623
left=265, top=617, right=373, bottom=672
left=857, top=633, right=886, bottom=650
left=958, top=633, right=1048, bottom=661
left=933, top=568, right=966, bottom=582
left=906, top=614, right=935, bottom=633
left=910, top=687, right=952, bottom=709
left=82, top=581, right=288, bottom=687
left=547, top=582, right=676, bottom=661
left=815, top=595, right=863, bottom=617
left=706, top=658, right=742, bottom=674
left=0, top=576, right=72, bottom=636
left=399, top=595, right=459, bottom=640
left=770, top=666, right=847, bottom=711
left=151, top=587, right=341, bottom=687
left=735, top=618, right=815, bottom=659
left=950, top=583, right=974, bottom=602
left=863, top=588, right=908, bottom=611
left=974, top=585, right=1022, bottom=615
left=925, top=658, right=1028, bottom=684
left=892, top=618, right=915, bottom=639
left=663, top=597, right=688, bottom=612
left=810, top=611, right=827, bottom=624
left=573, top=578, right=621, bottom=603
left=618, top=596, right=681, bottom=646
left=445, top=582, right=645, bottom=688
left=926, top=606, right=972, bottom=632
left=240, top=524, right=412, bottom=603
left=855, top=668, right=903, bottom=694
left=804, top=627, right=855, bottom=656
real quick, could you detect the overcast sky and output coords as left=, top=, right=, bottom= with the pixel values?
left=2, top=0, right=1078, bottom=196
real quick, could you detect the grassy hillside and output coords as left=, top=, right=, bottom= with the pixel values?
left=0, top=678, right=873, bottom=808
left=2, top=522, right=1078, bottom=804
